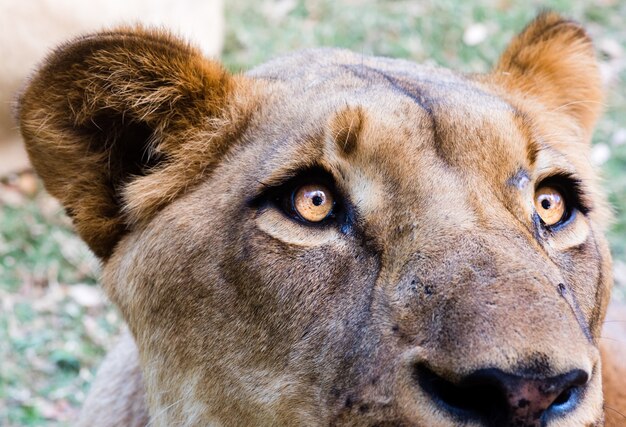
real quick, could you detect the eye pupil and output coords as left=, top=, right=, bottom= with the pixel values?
left=293, top=184, right=335, bottom=223
left=534, top=185, right=566, bottom=227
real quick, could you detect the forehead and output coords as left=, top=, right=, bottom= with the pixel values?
left=248, top=48, right=531, bottom=186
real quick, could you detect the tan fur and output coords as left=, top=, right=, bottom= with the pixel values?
left=18, top=12, right=625, bottom=426
left=494, top=12, right=604, bottom=139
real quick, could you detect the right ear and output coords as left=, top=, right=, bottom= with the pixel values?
left=493, top=12, right=603, bottom=139
left=18, top=28, right=253, bottom=259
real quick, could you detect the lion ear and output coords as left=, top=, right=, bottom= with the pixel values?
left=18, top=28, right=251, bottom=259
left=494, top=12, right=603, bottom=138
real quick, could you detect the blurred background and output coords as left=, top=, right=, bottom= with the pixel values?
left=0, top=0, right=624, bottom=425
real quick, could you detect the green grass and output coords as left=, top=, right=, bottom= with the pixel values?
left=0, top=178, right=122, bottom=425
left=1, top=1, right=625, bottom=424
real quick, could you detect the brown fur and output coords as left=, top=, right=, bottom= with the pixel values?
left=18, top=28, right=252, bottom=258
left=18, top=12, right=625, bottom=426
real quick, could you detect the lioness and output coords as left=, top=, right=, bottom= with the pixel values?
left=17, top=12, right=626, bottom=427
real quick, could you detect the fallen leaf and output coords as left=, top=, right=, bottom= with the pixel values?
left=463, top=23, right=487, bottom=46
left=591, top=143, right=611, bottom=166
left=68, top=284, right=103, bottom=308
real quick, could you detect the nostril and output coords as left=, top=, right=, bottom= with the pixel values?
left=552, top=386, right=575, bottom=406
left=546, top=370, right=588, bottom=416
left=414, top=364, right=508, bottom=422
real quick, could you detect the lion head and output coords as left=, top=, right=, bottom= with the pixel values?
left=18, top=12, right=614, bottom=427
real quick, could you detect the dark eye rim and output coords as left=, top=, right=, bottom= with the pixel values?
left=534, top=173, right=588, bottom=231
left=250, top=167, right=348, bottom=227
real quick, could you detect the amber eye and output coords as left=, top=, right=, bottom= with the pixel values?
left=293, top=184, right=334, bottom=222
left=535, top=186, right=566, bottom=226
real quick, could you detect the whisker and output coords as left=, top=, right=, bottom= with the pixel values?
left=146, top=396, right=186, bottom=426
left=599, top=336, right=626, bottom=343
left=550, top=99, right=607, bottom=113
left=605, top=405, right=626, bottom=420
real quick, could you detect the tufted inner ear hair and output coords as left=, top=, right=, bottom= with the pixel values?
left=493, top=12, right=604, bottom=139
left=17, top=27, right=253, bottom=259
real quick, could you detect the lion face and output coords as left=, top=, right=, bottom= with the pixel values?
left=19, top=13, right=612, bottom=427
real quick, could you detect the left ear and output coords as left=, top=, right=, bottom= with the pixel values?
left=18, top=27, right=253, bottom=259
left=494, top=12, right=603, bottom=138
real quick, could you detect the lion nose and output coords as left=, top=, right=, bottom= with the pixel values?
left=415, top=365, right=588, bottom=426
